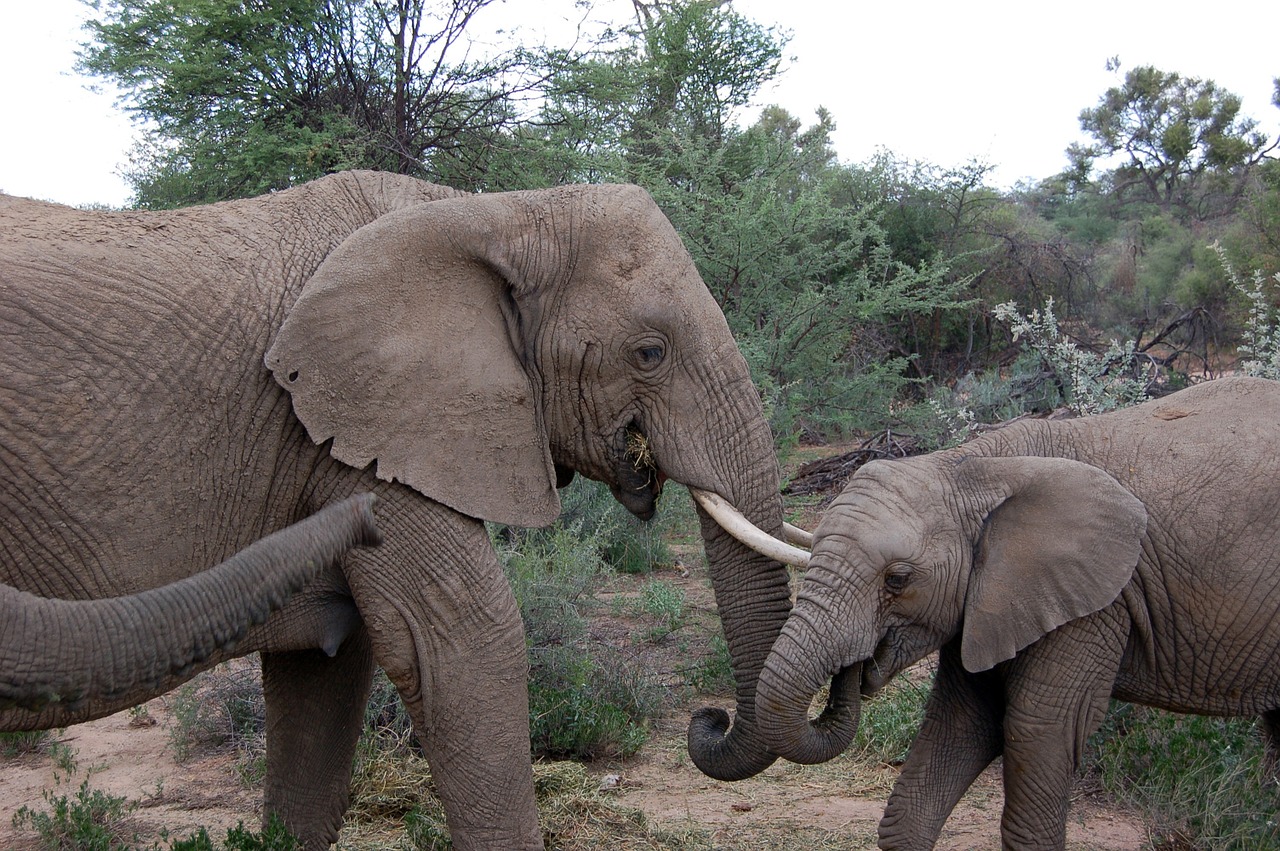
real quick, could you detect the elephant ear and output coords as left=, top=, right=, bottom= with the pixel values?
left=265, top=197, right=561, bottom=528
left=957, top=456, right=1146, bottom=673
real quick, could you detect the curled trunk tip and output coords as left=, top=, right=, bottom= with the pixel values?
left=686, top=706, right=778, bottom=781
left=757, top=648, right=863, bottom=766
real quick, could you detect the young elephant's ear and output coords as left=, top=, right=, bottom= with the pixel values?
left=957, top=456, right=1146, bottom=673
left=265, top=195, right=561, bottom=528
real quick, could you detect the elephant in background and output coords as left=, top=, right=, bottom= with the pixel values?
left=0, top=171, right=798, bottom=848
left=2, top=494, right=381, bottom=723
left=754, top=376, right=1280, bottom=850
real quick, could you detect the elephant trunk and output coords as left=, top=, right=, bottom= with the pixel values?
left=756, top=619, right=863, bottom=765
left=684, top=414, right=794, bottom=782
left=0, top=495, right=381, bottom=726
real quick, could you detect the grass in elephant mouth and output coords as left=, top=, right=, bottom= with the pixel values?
left=625, top=430, right=657, bottom=477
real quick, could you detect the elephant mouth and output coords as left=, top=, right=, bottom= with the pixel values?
left=610, top=421, right=665, bottom=520
left=860, top=662, right=887, bottom=697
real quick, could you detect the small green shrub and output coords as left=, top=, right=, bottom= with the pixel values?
left=1, top=729, right=54, bottom=757
left=851, top=670, right=931, bottom=766
left=1088, top=704, right=1280, bottom=848
left=494, top=478, right=667, bottom=760
left=992, top=298, right=1150, bottom=415
left=686, top=633, right=735, bottom=694
left=11, top=778, right=135, bottom=849
left=166, top=816, right=301, bottom=851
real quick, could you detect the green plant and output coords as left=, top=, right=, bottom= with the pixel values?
left=165, top=815, right=301, bottom=851
left=637, top=579, right=687, bottom=640
left=1088, top=704, right=1280, bottom=848
left=993, top=298, right=1150, bottom=415
left=1, top=728, right=54, bottom=757
left=48, top=740, right=79, bottom=777
left=686, top=633, right=735, bottom=694
left=11, top=778, right=135, bottom=849
left=850, top=668, right=931, bottom=767
left=1220, top=242, right=1280, bottom=379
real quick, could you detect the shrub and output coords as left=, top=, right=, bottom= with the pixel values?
left=11, top=778, right=134, bottom=850
left=1088, top=704, right=1280, bottom=848
left=495, top=478, right=667, bottom=760
left=992, top=298, right=1150, bottom=415
left=1219, top=242, right=1280, bottom=379
left=1, top=729, right=54, bottom=757
left=164, top=661, right=263, bottom=765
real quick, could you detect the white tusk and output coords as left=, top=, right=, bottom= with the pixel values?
left=783, top=522, right=814, bottom=549
left=688, top=487, right=811, bottom=568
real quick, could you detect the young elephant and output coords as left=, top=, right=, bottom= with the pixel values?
left=755, top=376, right=1280, bottom=850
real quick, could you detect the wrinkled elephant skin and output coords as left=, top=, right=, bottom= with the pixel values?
left=0, top=172, right=790, bottom=849
left=757, top=377, right=1280, bottom=850
left=1, top=494, right=381, bottom=723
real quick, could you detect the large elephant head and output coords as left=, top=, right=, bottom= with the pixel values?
left=755, top=454, right=1147, bottom=765
left=1, top=495, right=381, bottom=727
left=265, top=184, right=801, bottom=780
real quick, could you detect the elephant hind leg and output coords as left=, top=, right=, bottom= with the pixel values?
left=262, top=627, right=376, bottom=850
left=1262, top=709, right=1280, bottom=778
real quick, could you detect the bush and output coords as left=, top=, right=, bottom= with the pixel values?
left=1088, top=704, right=1280, bottom=848
left=495, top=479, right=666, bottom=760
left=11, top=778, right=134, bottom=850
left=1, top=728, right=55, bottom=758
left=1220, top=242, right=1280, bottom=379
left=992, top=298, right=1150, bottom=415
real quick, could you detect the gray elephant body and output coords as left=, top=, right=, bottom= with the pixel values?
left=1, top=494, right=381, bottom=722
left=0, top=172, right=791, bottom=849
left=757, top=376, right=1280, bottom=850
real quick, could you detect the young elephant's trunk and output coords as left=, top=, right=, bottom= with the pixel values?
left=0, top=494, right=381, bottom=726
left=755, top=602, right=863, bottom=764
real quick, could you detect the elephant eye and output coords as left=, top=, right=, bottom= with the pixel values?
left=884, top=568, right=911, bottom=593
left=636, top=345, right=665, bottom=368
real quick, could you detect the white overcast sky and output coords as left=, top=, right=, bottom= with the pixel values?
left=1, top=0, right=1276, bottom=208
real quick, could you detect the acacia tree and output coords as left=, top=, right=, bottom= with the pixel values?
left=80, top=0, right=563, bottom=205
left=1070, top=62, right=1276, bottom=221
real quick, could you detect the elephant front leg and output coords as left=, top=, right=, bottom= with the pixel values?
left=344, top=502, right=543, bottom=851
left=996, top=618, right=1124, bottom=850
left=879, top=642, right=1004, bottom=850
left=262, top=627, right=376, bottom=849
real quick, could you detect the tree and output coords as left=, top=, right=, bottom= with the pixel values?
left=80, top=0, right=563, bottom=205
left=1070, top=62, right=1277, bottom=221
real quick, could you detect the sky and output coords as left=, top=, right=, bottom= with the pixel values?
left=1, top=0, right=1276, bottom=208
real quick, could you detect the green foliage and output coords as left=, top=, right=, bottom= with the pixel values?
left=992, top=298, right=1151, bottom=415
left=12, top=778, right=134, bottom=850
left=851, top=672, right=930, bottom=767
left=1088, top=704, right=1280, bottom=848
left=1072, top=61, right=1275, bottom=221
left=1220, top=243, right=1280, bottom=379
left=495, top=478, right=666, bottom=760
left=80, top=0, right=568, bottom=204
left=166, top=816, right=301, bottom=851
left=1, top=728, right=54, bottom=757
left=686, top=633, right=734, bottom=695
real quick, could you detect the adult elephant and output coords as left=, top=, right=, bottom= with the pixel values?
left=2, top=494, right=381, bottom=721
left=0, top=171, right=798, bottom=849
left=755, top=376, right=1280, bottom=850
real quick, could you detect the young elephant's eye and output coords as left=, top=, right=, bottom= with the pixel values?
left=637, top=345, right=665, bottom=367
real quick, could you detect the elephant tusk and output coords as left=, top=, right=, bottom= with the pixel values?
left=688, top=487, right=811, bottom=568
left=782, top=522, right=813, bottom=549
